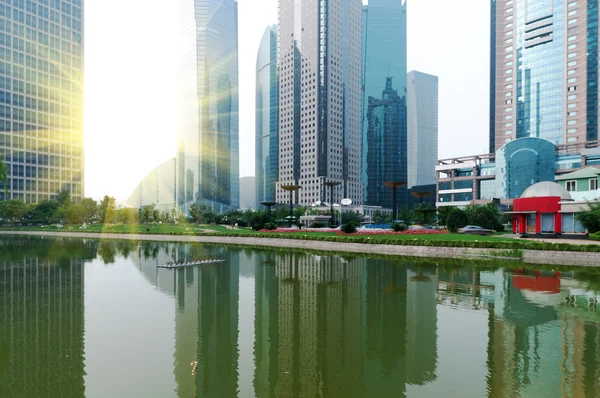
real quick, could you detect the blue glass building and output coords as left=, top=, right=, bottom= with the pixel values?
left=0, top=0, right=84, bottom=203
left=362, top=0, right=408, bottom=202
left=490, top=0, right=599, bottom=153
left=365, top=78, right=407, bottom=208
left=177, top=0, right=239, bottom=213
left=255, top=25, right=278, bottom=205
left=496, top=137, right=556, bottom=199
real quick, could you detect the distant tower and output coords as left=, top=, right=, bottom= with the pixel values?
left=407, top=71, right=438, bottom=188
left=177, top=0, right=240, bottom=213
left=255, top=25, right=279, bottom=205
left=276, top=0, right=363, bottom=206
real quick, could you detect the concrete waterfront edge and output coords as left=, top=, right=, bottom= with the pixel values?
left=1, top=231, right=599, bottom=267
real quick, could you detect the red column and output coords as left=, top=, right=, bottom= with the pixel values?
left=555, top=213, right=562, bottom=234
left=536, top=213, right=541, bottom=234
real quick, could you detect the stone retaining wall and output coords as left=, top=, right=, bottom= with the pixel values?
left=1, top=231, right=599, bottom=267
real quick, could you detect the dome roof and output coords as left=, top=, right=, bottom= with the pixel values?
left=521, top=181, right=572, bottom=200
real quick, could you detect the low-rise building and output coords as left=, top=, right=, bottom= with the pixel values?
left=555, top=167, right=600, bottom=201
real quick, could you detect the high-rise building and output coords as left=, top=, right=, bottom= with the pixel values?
left=255, top=25, right=279, bottom=206
left=365, top=77, right=407, bottom=208
left=0, top=0, right=85, bottom=203
left=490, top=0, right=599, bottom=153
left=177, top=0, right=239, bottom=213
left=407, top=71, right=439, bottom=188
left=362, top=0, right=408, bottom=199
left=275, top=0, right=363, bottom=206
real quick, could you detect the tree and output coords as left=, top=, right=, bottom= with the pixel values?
left=0, top=155, right=7, bottom=199
left=469, top=205, right=499, bottom=230
left=371, top=211, right=392, bottom=224
left=65, top=204, right=86, bottom=225
left=577, top=202, right=600, bottom=233
left=116, top=207, right=139, bottom=224
left=28, top=200, right=61, bottom=223
left=98, top=196, right=117, bottom=224
left=438, top=206, right=456, bottom=226
left=81, top=198, right=98, bottom=222
left=57, top=190, right=71, bottom=206
left=341, top=210, right=363, bottom=225
left=447, top=208, right=468, bottom=232
left=0, top=199, right=28, bottom=222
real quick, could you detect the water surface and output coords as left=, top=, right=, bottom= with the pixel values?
left=1, top=236, right=600, bottom=397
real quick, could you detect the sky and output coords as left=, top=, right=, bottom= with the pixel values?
left=84, top=0, right=490, bottom=201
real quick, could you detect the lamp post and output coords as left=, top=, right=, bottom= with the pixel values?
left=280, top=185, right=302, bottom=227
left=324, top=181, right=342, bottom=227
left=260, top=201, right=277, bottom=222
left=411, top=191, right=435, bottom=225
left=383, top=181, right=407, bottom=222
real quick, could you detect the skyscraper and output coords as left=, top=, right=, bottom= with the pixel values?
left=0, top=0, right=85, bottom=203
left=407, top=71, right=438, bottom=188
left=362, top=0, right=408, bottom=200
left=275, top=0, right=363, bottom=206
left=255, top=25, right=279, bottom=206
left=177, top=0, right=239, bottom=213
left=490, top=0, right=599, bottom=153
left=365, top=77, right=407, bottom=208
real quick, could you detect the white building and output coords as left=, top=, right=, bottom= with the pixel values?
left=407, top=71, right=439, bottom=188
left=275, top=0, right=363, bottom=207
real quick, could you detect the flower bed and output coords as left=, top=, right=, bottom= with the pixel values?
left=345, top=229, right=449, bottom=236
left=260, top=228, right=340, bottom=233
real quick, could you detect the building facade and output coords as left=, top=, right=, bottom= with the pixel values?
left=490, top=0, right=599, bottom=153
left=177, top=0, right=239, bottom=213
left=365, top=77, right=407, bottom=208
left=255, top=25, right=279, bottom=205
left=0, top=0, right=85, bottom=203
left=276, top=0, right=363, bottom=207
left=362, top=0, right=408, bottom=198
left=407, top=71, right=438, bottom=189
left=436, top=138, right=600, bottom=207
left=126, top=158, right=176, bottom=211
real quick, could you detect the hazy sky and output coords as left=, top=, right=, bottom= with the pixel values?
left=84, top=0, right=490, bottom=201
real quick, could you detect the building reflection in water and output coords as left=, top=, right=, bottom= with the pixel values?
left=0, top=237, right=98, bottom=397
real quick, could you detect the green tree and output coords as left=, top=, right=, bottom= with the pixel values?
left=371, top=211, right=392, bottom=224
left=81, top=198, right=98, bottom=222
left=57, top=190, right=71, bottom=206
left=0, top=199, right=28, bottom=222
left=577, top=202, right=600, bottom=233
left=65, top=204, right=86, bottom=225
left=28, top=200, right=61, bottom=223
left=447, top=208, right=468, bottom=232
left=0, top=155, right=8, bottom=199
left=469, top=205, right=499, bottom=230
left=99, top=196, right=117, bottom=224
left=341, top=210, right=363, bottom=225
left=116, top=207, right=139, bottom=224
left=438, top=206, right=456, bottom=226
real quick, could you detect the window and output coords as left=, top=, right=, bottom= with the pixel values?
left=591, top=178, right=598, bottom=191
left=569, top=2, right=577, bottom=8
left=568, top=103, right=577, bottom=109
left=566, top=181, right=577, bottom=191
left=569, top=35, right=577, bottom=41
left=568, top=94, right=577, bottom=100
left=568, top=52, right=577, bottom=58
left=568, top=128, right=577, bottom=134
left=568, top=44, right=577, bottom=50
left=568, top=19, right=577, bottom=25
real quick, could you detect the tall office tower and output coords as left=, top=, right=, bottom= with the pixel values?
left=177, top=0, right=239, bottom=213
left=362, top=0, right=408, bottom=200
left=407, top=71, right=439, bottom=189
left=490, top=0, right=599, bottom=153
left=0, top=0, right=85, bottom=203
left=365, top=77, right=407, bottom=208
left=255, top=25, right=279, bottom=205
left=275, top=0, right=363, bottom=206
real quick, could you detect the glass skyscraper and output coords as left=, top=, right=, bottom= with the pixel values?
left=362, top=0, right=408, bottom=201
left=365, top=77, right=407, bottom=208
left=407, top=70, right=438, bottom=189
left=490, top=0, right=599, bottom=153
left=255, top=25, right=278, bottom=205
left=0, top=0, right=84, bottom=203
left=177, top=0, right=239, bottom=213
left=276, top=0, right=363, bottom=206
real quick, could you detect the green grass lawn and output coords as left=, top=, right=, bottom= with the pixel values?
left=0, top=223, right=515, bottom=242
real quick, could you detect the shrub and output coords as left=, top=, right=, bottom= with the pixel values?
left=392, top=222, right=407, bottom=232
left=447, top=208, right=468, bottom=232
left=577, top=202, right=600, bottom=234
left=309, top=222, right=327, bottom=229
left=341, top=221, right=358, bottom=234
left=263, top=222, right=278, bottom=231
left=591, top=231, right=600, bottom=241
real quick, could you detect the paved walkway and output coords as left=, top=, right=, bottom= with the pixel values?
left=502, top=234, right=600, bottom=245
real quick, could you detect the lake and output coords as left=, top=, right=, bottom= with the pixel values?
left=1, top=236, right=600, bottom=397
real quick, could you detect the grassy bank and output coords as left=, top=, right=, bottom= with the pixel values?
left=1, top=223, right=599, bottom=253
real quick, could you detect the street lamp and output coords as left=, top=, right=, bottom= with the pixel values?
left=324, top=181, right=341, bottom=227
left=280, top=185, right=302, bottom=227
left=260, top=201, right=277, bottom=222
left=383, top=181, right=407, bottom=222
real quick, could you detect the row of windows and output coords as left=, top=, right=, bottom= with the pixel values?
left=566, top=178, right=598, bottom=192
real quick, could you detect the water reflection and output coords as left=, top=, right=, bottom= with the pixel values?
left=1, top=237, right=600, bottom=397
